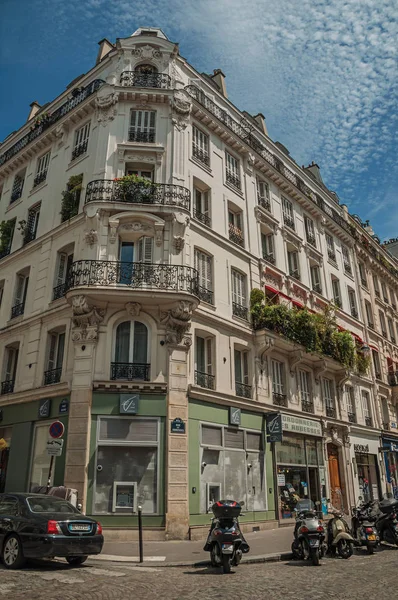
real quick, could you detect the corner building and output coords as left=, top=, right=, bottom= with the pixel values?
left=0, top=27, right=397, bottom=539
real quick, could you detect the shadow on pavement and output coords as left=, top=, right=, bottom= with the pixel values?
left=0, top=558, right=91, bottom=572
left=184, top=566, right=237, bottom=576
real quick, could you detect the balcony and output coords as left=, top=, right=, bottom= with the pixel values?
left=283, top=215, right=295, bottom=230
left=85, top=180, right=190, bottom=211
left=232, top=302, right=248, bottom=321
left=1, top=379, right=14, bottom=395
left=192, top=145, right=210, bottom=167
left=258, top=196, right=271, bottom=211
left=326, top=406, right=336, bottom=418
left=111, top=362, right=150, bottom=381
left=302, top=400, right=315, bottom=414
left=197, top=286, right=213, bottom=304
left=344, top=262, right=352, bottom=275
left=333, top=298, right=342, bottom=309
left=120, top=72, right=172, bottom=89
left=327, top=249, right=337, bottom=262
left=351, top=308, right=359, bottom=319
left=306, top=233, right=316, bottom=248
left=44, top=368, right=62, bottom=386
left=226, top=172, right=241, bottom=190
left=313, top=283, right=322, bottom=294
left=229, top=223, right=244, bottom=247
left=23, top=228, right=37, bottom=246
left=128, top=129, right=155, bottom=143
left=289, top=270, right=300, bottom=281
left=235, top=381, right=252, bottom=399
left=33, top=171, right=47, bottom=188
left=263, top=253, right=275, bottom=265
left=10, top=302, right=24, bottom=319
left=347, top=412, right=357, bottom=423
left=53, top=283, right=67, bottom=301
left=195, top=370, right=215, bottom=390
left=273, top=393, right=288, bottom=407
left=10, top=184, right=23, bottom=203
left=71, top=140, right=88, bottom=161
left=193, top=209, right=211, bottom=227
left=365, top=416, right=372, bottom=427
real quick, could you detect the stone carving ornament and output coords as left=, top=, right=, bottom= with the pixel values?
left=71, top=295, right=105, bottom=342
left=160, top=300, right=194, bottom=345
left=126, top=302, right=141, bottom=316
left=95, top=85, right=119, bottom=125
left=169, top=89, right=192, bottom=130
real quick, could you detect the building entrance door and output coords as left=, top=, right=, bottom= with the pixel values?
left=327, top=444, right=344, bottom=511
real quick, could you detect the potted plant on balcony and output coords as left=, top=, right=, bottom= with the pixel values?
left=0, top=220, right=15, bottom=256
left=60, top=174, right=83, bottom=222
left=114, top=174, right=154, bottom=203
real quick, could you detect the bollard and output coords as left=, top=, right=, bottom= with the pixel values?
left=138, top=505, right=143, bottom=563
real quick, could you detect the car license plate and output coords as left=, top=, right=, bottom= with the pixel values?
left=309, top=539, right=319, bottom=547
left=222, top=544, right=234, bottom=553
left=69, top=523, right=91, bottom=532
left=367, top=534, right=376, bottom=541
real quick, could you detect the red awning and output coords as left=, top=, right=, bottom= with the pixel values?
left=265, top=285, right=280, bottom=295
left=292, top=299, right=304, bottom=308
left=369, top=345, right=378, bottom=352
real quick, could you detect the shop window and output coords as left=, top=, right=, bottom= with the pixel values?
left=30, top=423, right=55, bottom=490
left=94, top=416, right=159, bottom=514
left=355, top=452, right=380, bottom=502
left=224, top=428, right=244, bottom=449
left=195, top=335, right=215, bottom=389
left=112, top=320, right=150, bottom=381
left=202, top=425, right=222, bottom=447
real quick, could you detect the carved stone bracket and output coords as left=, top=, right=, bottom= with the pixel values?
left=169, top=89, right=192, bottom=130
left=313, top=359, right=328, bottom=383
left=160, top=300, right=194, bottom=345
left=173, top=236, right=185, bottom=253
left=54, top=123, right=68, bottom=148
left=245, top=152, right=256, bottom=175
left=336, top=369, right=351, bottom=391
left=257, top=336, right=275, bottom=358
left=281, top=227, right=303, bottom=250
left=288, top=350, right=303, bottom=375
left=126, top=302, right=141, bottom=317
left=95, top=85, right=119, bottom=126
left=262, top=268, right=283, bottom=290
left=254, top=206, right=278, bottom=233
left=71, top=295, right=105, bottom=344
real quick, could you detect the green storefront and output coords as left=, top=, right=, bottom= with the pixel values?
left=189, top=399, right=276, bottom=528
left=85, top=391, right=166, bottom=528
left=0, top=395, right=69, bottom=493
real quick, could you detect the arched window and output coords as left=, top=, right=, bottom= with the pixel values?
left=133, top=64, right=159, bottom=88
left=112, top=321, right=149, bottom=381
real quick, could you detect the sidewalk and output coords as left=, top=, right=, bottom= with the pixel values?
left=94, top=525, right=294, bottom=566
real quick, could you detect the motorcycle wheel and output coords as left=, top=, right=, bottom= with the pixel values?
left=310, top=548, right=320, bottom=566
left=366, top=545, right=374, bottom=555
left=210, top=546, right=218, bottom=567
left=337, top=540, right=353, bottom=559
left=291, top=540, right=304, bottom=560
left=383, top=529, right=398, bottom=546
left=222, top=554, right=231, bottom=574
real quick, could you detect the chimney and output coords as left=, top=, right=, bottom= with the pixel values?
left=27, top=101, right=41, bottom=122
left=304, top=161, right=324, bottom=185
left=211, top=69, right=227, bottom=97
left=253, top=113, right=268, bottom=136
left=96, top=38, right=114, bottom=64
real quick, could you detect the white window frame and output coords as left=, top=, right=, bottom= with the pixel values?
left=54, top=251, right=73, bottom=289
left=388, top=317, right=395, bottom=341
left=271, top=359, right=285, bottom=395
left=129, top=110, right=156, bottom=141
left=225, top=151, right=240, bottom=188
left=192, top=125, right=209, bottom=163
left=14, top=273, right=29, bottom=307
left=282, top=196, right=294, bottom=227
left=310, top=264, right=322, bottom=292
left=46, top=331, right=65, bottom=373
left=231, top=269, right=246, bottom=308
left=348, top=288, right=357, bottom=316
left=36, top=151, right=50, bottom=177
left=322, top=378, right=334, bottom=410
left=4, top=346, right=18, bottom=382
left=342, top=245, right=351, bottom=272
left=257, top=179, right=270, bottom=205
left=304, top=216, right=316, bottom=245
left=381, top=281, right=389, bottom=303
left=194, top=188, right=210, bottom=222
left=298, top=369, right=311, bottom=404
left=261, top=233, right=274, bottom=261
left=372, top=274, right=380, bottom=296
left=359, top=262, right=367, bottom=286
left=379, top=310, right=387, bottom=334
left=361, top=390, right=370, bottom=420
left=331, top=277, right=341, bottom=306
left=73, top=122, right=90, bottom=155
left=194, top=249, right=213, bottom=294
left=365, top=301, right=374, bottom=326
left=326, top=233, right=336, bottom=261
left=345, top=386, right=355, bottom=415
left=195, top=335, right=213, bottom=376
left=287, top=250, right=300, bottom=278
left=234, top=348, right=249, bottom=385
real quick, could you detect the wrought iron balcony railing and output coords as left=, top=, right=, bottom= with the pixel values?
left=289, top=270, right=300, bottom=281
left=313, top=283, right=322, bottom=294
left=66, top=261, right=199, bottom=296
left=197, top=286, right=213, bottom=304
left=226, top=172, right=241, bottom=190
left=262, top=253, right=275, bottom=265
left=229, top=223, right=244, bottom=247
left=85, top=180, right=190, bottom=210
left=351, top=308, right=359, bottom=319
left=1, top=379, right=15, bottom=395
left=44, top=368, right=62, bottom=386
left=33, top=171, right=47, bottom=188
left=111, top=362, right=150, bottom=381
left=235, top=381, right=252, bottom=399
left=344, top=262, right=352, bottom=275
left=302, top=400, right=315, bottom=414
left=232, top=302, right=248, bottom=320
left=327, top=249, right=337, bottom=262
left=0, top=247, right=11, bottom=261
left=23, top=228, right=37, bottom=245
left=0, top=80, right=104, bottom=168
left=52, top=283, right=68, bottom=301
left=273, top=393, right=288, bottom=407
left=361, top=278, right=368, bottom=288
left=120, top=72, right=172, bottom=89
left=11, top=302, right=24, bottom=319
left=283, top=215, right=295, bottom=230
left=306, top=233, right=316, bottom=248
left=11, top=184, right=24, bottom=203
left=348, top=412, right=357, bottom=423
left=326, top=406, right=336, bottom=418
left=258, top=196, right=271, bottom=211
left=128, top=129, right=155, bottom=143
left=365, top=417, right=372, bottom=427
left=192, top=145, right=210, bottom=166
left=195, top=370, right=215, bottom=390
left=193, top=208, right=211, bottom=227
left=71, top=140, right=88, bottom=161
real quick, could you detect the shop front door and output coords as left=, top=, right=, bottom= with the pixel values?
left=327, top=444, right=344, bottom=511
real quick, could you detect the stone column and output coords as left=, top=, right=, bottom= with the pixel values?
left=64, top=295, right=104, bottom=505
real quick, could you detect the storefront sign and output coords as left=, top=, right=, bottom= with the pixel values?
left=119, top=394, right=139, bottom=415
left=266, top=413, right=283, bottom=442
left=277, top=473, right=285, bottom=486
left=38, top=398, right=51, bottom=419
left=390, top=442, right=398, bottom=453
left=281, top=414, right=322, bottom=437
left=229, top=407, right=241, bottom=426
left=171, top=418, right=186, bottom=434
left=46, top=438, right=64, bottom=457
left=354, top=444, right=369, bottom=453
left=59, top=399, right=69, bottom=414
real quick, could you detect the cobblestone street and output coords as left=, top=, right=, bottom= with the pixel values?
left=1, top=547, right=398, bottom=600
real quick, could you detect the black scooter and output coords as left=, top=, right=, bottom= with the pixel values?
left=204, top=500, right=250, bottom=574
left=372, top=497, right=398, bottom=545
left=351, top=499, right=379, bottom=554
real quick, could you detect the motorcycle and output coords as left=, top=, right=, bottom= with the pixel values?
left=351, top=499, right=379, bottom=554
left=372, top=497, right=398, bottom=546
left=203, top=500, right=250, bottom=574
left=326, top=508, right=355, bottom=558
left=291, top=508, right=326, bottom=566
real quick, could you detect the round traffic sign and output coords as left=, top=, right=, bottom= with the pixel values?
left=49, top=421, right=64, bottom=439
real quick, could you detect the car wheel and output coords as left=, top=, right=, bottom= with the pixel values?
left=2, top=534, right=26, bottom=569
left=66, top=556, right=88, bottom=566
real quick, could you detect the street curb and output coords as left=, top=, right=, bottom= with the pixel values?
left=90, top=551, right=293, bottom=568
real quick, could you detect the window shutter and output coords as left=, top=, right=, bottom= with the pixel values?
left=47, top=334, right=57, bottom=370
left=203, top=191, right=209, bottom=215
left=267, top=234, right=274, bottom=257
left=14, top=275, right=25, bottom=304
left=225, top=428, right=244, bottom=449
left=196, top=336, right=205, bottom=372
left=202, top=425, right=222, bottom=447
left=206, top=338, right=212, bottom=375
left=56, top=253, right=67, bottom=286
left=137, top=237, right=153, bottom=263
left=56, top=333, right=65, bottom=370
left=243, top=351, right=249, bottom=384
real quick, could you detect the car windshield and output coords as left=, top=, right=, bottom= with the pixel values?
left=26, top=497, right=79, bottom=514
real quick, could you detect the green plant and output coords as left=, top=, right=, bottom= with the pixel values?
left=250, top=288, right=265, bottom=309
left=114, top=174, right=155, bottom=202
left=0, top=219, right=16, bottom=254
left=61, top=174, right=83, bottom=222
left=355, top=350, right=371, bottom=375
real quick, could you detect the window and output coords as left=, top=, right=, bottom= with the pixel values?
left=323, top=378, right=335, bottom=417
left=29, top=423, right=56, bottom=491
left=359, top=262, right=367, bottom=287
left=271, top=359, right=286, bottom=404
left=228, top=209, right=244, bottom=246
left=304, top=217, right=316, bottom=247
left=231, top=269, right=247, bottom=319
left=61, top=174, right=83, bottom=222
left=34, top=151, right=50, bottom=187
left=0, top=218, right=16, bottom=259
left=129, top=110, right=156, bottom=143
left=345, top=386, right=356, bottom=422
left=388, top=318, right=395, bottom=344
left=195, top=249, right=213, bottom=304
left=11, top=272, right=28, bottom=319
left=10, top=171, right=25, bottom=203
left=282, top=197, right=295, bottom=230
left=1, top=345, right=19, bottom=395
left=341, top=245, right=352, bottom=275
left=195, top=336, right=214, bottom=389
left=390, top=288, right=396, bottom=310
left=331, top=277, right=342, bottom=308
left=365, top=301, right=374, bottom=328
left=0, top=281, right=4, bottom=307
left=257, top=179, right=270, bottom=210
left=372, top=350, right=381, bottom=379
left=225, top=151, right=240, bottom=189
left=287, top=250, right=300, bottom=279
left=361, top=390, right=372, bottom=426
left=298, top=370, right=313, bottom=413
left=126, top=168, right=153, bottom=180
left=193, top=188, right=210, bottom=226
left=23, top=204, right=40, bottom=245
left=261, top=233, right=275, bottom=264
left=348, top=288, right=358, bottom=318
left=44, top=332, right=65, bottom=385
left=192, top=126, right=210, bottom=166
left=372, top=275, right=380, bottom=297
left=112, top=321, right=149, bottom=381
left=72, top=122, right=90, bottom=160
left=53, top=251, right=74, bottom=300
left=379, top=311, right=387, bottom=337
left=310, top=265, right=322, bottom=294
left=381, top=281, right=389, bottom=304
left=234, top=349, right=250, bottom=398
left=326, top=233, right=336, bottom=262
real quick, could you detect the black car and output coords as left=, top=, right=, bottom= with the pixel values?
left=0, top=493, right=104, bottom=569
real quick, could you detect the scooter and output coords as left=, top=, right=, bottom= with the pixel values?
left=291, top=508, right=326, bottom=566
left=326, top=507, right=355, bottom=558
left=372, top=497, right=398, bottom=546
left=203, top=500, right=250, bottom=574
left=351, top=499, right=379, bottom=554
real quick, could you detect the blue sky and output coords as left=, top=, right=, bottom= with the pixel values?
left=1, top=0, right=397, bottom=239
